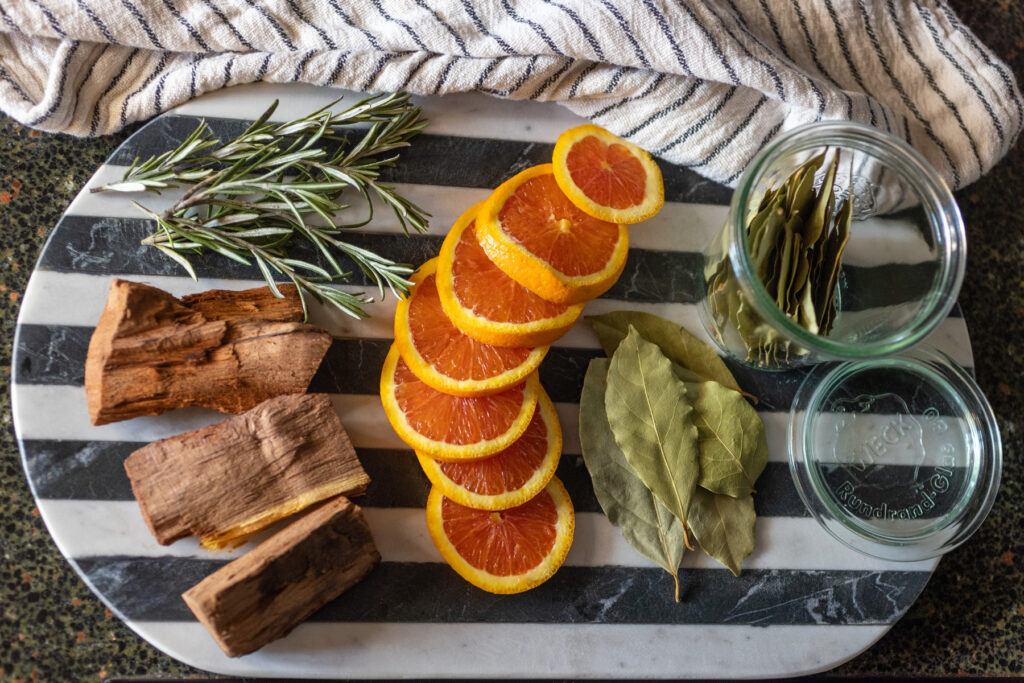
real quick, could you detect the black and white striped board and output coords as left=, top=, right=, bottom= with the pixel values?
left=11, top=83, right=970, bottom=678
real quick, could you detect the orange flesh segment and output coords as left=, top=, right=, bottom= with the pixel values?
left=453, top=217, right=570, bottom=323
left=566, top=135, right=647, bottom=209
left=441, top=490, right=558, bottom=576
left=497, top=172, right=621, bottom=277
left=392, top=355, right=528, bottom=444
left=409, top=271, right=533, bottom=380
left=437, top=404, right=548, bottom=495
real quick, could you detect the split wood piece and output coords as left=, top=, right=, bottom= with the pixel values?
left=125, top=393, right=370, bottom=549
left=183, top=496, right=380, bottom=658
left=85, top=279, right=331, bottom=425
left=181, top=283, right=303, bottom=321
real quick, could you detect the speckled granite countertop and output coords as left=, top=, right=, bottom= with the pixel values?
left=3, top=3, right=1022, bottom=680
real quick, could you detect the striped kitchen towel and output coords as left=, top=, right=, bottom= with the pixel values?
left=0, top=0, right=1019, bottom=189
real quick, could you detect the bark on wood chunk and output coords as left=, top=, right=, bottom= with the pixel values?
left=124, top=393, right=369, bottom=549
left=182, top=496, right=380, bottom=658
left=85, top=279, right=330, bottom=425
left=180, top=284, right=303, bottom=321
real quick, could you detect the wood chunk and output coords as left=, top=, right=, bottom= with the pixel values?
left=183, top=496, right=380, bottom=657
left=181, top=284, right=303, bottom=322
left=85, top=279, right=331, bottom=425
left=124, top=393, right=369, bottom=549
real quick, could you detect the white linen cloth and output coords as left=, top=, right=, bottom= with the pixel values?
left=0, top=0, right=1019, bottom=189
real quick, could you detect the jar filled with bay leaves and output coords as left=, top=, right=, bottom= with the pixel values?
left=699, top=121, right=966, bottom=370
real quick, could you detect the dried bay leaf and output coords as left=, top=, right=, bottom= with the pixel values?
left=724, top=148, right=856, bottom=364
left=586, top=311, right=743, bottom=394
left=787, top=233, right=806, bottom=315
left=579, top=359, right=687, bottom=601
left=787, top=152, right=823, bottom=218
left=690, top=381, right=768, bottom=498
left=605, top=327, right=700, bottom=546
left=823, top=196, right=853, bottom=333
left=805, top=151, right=839, bottom=247
left=753, top=206, right=785, bottom=285
left=688, top=488, right=756, bottom=576
left=799, top=283, right=819, bottom=335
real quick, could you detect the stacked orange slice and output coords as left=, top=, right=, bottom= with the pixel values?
left=381, top=124, right=664, bottom=594
left=395, top=257, right=547, bottom=396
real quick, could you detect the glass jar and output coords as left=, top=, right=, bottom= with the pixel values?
left=698, top=121, right=966, bottom=370
left=788, top=347, right=1001, bottom=561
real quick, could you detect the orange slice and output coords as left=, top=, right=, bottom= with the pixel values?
left=437, top=203, right=583, bottom=348
left=380, top=344, right=539, bottom=460
left=395, top=258, right=548, bottom=397
left=553, top=124, right=665, bottom=224
left=426, top=477, right=574, bottom=594
left=477, top=164, right=629, bottom=304
left=417, top=389, right=561, bottom=509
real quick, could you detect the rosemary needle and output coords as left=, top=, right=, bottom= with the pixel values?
left=94, top=92, right=430, bottom=319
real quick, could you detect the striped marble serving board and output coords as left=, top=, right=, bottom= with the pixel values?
left=12, top=83, right=965, bottom=679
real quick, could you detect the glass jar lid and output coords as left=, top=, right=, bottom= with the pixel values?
left=788, top=347, right=1001, bottom=561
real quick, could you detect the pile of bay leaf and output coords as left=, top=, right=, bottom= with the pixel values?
left=580, top=311, right=768, bottom=602
left=705, top=150, right=852, bottom=367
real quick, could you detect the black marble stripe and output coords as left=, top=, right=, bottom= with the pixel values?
left=36, top=215, right=702, bottom=304
left=73, top=556, right=930, bottom=626
left=12, top=324, right=969, bottom=410
left=106, top=114, right=734, bottom=205
left=36, top=212, right=948, bottom=312
left=21, top=438, right=806, bottom=517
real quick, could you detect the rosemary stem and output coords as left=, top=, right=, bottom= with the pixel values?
left=102, top=93, right=428, bottom=319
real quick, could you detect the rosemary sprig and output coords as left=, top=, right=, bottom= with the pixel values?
left=93, top=92, right=430, bottom=319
